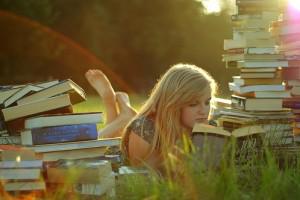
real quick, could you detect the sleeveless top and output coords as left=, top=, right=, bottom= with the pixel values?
left=123, top=115, right=156, bottom=159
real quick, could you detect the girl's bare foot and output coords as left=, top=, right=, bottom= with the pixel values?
left=85, top=69, right=115, bottom=99
left=116, top=92, right=137, bottom=120
left=99, top=93, right=136, bottom=138
left=85, top=69, right=118, bottom=124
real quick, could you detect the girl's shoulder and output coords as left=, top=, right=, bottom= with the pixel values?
left=127, top=115, right=155, bottom=144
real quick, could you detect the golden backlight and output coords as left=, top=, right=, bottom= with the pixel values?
left=289, top=0, right=300, bottom=11
left=196, top=0, right=221, bottom=14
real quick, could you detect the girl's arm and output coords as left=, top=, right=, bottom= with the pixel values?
left=128, top=131, right=162, bottom=170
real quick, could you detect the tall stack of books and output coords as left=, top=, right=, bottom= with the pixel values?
left=220, top=0, right=294, bottom=146
left=0, top=149, right=45, bottom=195
left=270, top=3, right=300, bottom=143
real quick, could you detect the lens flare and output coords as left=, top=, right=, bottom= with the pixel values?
left=196, top=0, right=221, bottom=14
left=289, top=0, right=300, bottom=11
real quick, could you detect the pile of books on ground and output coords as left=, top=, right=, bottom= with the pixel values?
left=0, top=79, right=122, bottom=198
left=218, top=0, right=295, bottom=148
left=270, top=2, right=300, bottom=144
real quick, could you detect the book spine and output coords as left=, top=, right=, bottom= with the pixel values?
left=0, top=136, right=21, bottom=145
left=0, top=119, right=7, bottom=132
left=29, top=124, right=98, bottom=145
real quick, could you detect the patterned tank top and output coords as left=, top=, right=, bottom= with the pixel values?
left=123, top=116, right=156, bottom=159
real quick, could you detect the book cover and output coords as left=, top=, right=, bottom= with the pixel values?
left=231, top=95, right=284, bottom=111
left=192, top=123, right=265, bottom=138
left=0, top=160, right=42, bottom=169
left=29, top=137, right=121, bottom=153
left=237, top=60, right=289, bottom=68
left=25, top=112, right=103, bottom=129
left=39, top=147, right=107, bottom=162
left=5, top=106, right=73, bottom=135
left=0, top=168, right=41, bottom=180
left=2, top=84, right=43, bottom=108
left=229, top=82, right=285, bottom=94
left=17, top=79, right=86, bottom=105
left=233, top=76, right=283, bottom=86
left=0, top=135, right=21, bottom=145
left=3, top=181, right=46, bottom=192
left=21, top=123, right=98, bottom=145
left=2, top=93, right=73, bottom=121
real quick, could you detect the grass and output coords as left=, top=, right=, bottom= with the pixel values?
left=75, top=96, right=300, bottom=200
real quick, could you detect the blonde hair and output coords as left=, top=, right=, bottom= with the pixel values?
left=122, top=63, right=217, bottom=160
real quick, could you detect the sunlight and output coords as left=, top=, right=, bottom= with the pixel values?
left=196, top=0, right=221, bottom=14
left=288, top=0, right=300, bottom=11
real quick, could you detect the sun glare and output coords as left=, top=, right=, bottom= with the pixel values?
left=197, top=0, right=221, bottom=14
left=289, top=0, right=300, bottom=11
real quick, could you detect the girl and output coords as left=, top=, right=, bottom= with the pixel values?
left=122, top=63, right=217, bottom=171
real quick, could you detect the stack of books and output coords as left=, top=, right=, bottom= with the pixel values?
left=0, top=149, right=45, bottom=195
left=0, top=79, right=121, bottom=197
left=0, top=81, right=60, bottom=145
left=219, top=0, right=294, bottom=146
left=270, top=3, right=300, bottom=143
left=0, top=79, right=85, bottom=136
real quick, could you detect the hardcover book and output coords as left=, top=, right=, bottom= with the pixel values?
left=2, top=84, right=43, bottom=108
left=2, top=94, right=73, bottom=121
left=3, top=181, right=46, bottom=192
left=25, top=112, right=103, bottom=129
left=5, top=106, right=73, bottom=134
left=229, top=82, right=285, bottom=94
left=231, top=95, right=284, bottom=111
left=29, top=137, right=121, bottom=153
left=17, top=79, right=86, bottom=105
left=21, top=123, right=98, bottom=145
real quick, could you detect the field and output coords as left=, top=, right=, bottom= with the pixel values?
left=72, top=95, right=300, bottom=200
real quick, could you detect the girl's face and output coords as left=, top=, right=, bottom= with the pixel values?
left=180, top=91, right=211, bottom=131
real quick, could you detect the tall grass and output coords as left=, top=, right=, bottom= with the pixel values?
left=111, top=138, right=300, bottom=200
left=68, top=96, right=300, bottom=199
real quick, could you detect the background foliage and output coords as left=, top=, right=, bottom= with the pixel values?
left=0, top=0, right=238, bottom=95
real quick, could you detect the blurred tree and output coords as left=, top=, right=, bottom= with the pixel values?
left=0, top=0, right=235, bottom=96
left=0, top=0, right=57, bottom=25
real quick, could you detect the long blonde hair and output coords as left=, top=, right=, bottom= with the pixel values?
left=122, top=63, right=217, bottom=159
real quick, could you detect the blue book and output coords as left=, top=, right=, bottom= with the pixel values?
left=21, top=124, right=98, bottom=145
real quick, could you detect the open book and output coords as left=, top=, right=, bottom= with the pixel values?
left=192, top=123, right=265, bottom=138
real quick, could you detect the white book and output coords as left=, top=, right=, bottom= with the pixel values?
left=229, top=82, right=285, bottom=94
left=249, top=91, right=291, bottom=98
left=4, top=181, right=45, bottom=191
left=0, top=160, right=42, bottom=169
left=246, top=47, right=277, bottom=54
left=25, top=112, right=103, bottom=129
left=237, top=60, right=288, bottom=68
left=0, top=168, right=41, bottom=180
left=224, top=39, right=276, bottom=50
left=29, top=137, right=121, bottom=153
left=233, top=31, right=271, bottom=40
left=3, top=85, right=43, bottom=108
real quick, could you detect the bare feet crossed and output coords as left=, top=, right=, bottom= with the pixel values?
left=85, top=69, right=115, bottom=99
left=85, top=69, right=118, bottom=124
left=116, top=92, right=137, bottom=120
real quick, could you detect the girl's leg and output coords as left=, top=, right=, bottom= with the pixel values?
left=85, top=69, right=118, bottom=124
left=99, top=92, right=136, bottom=138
